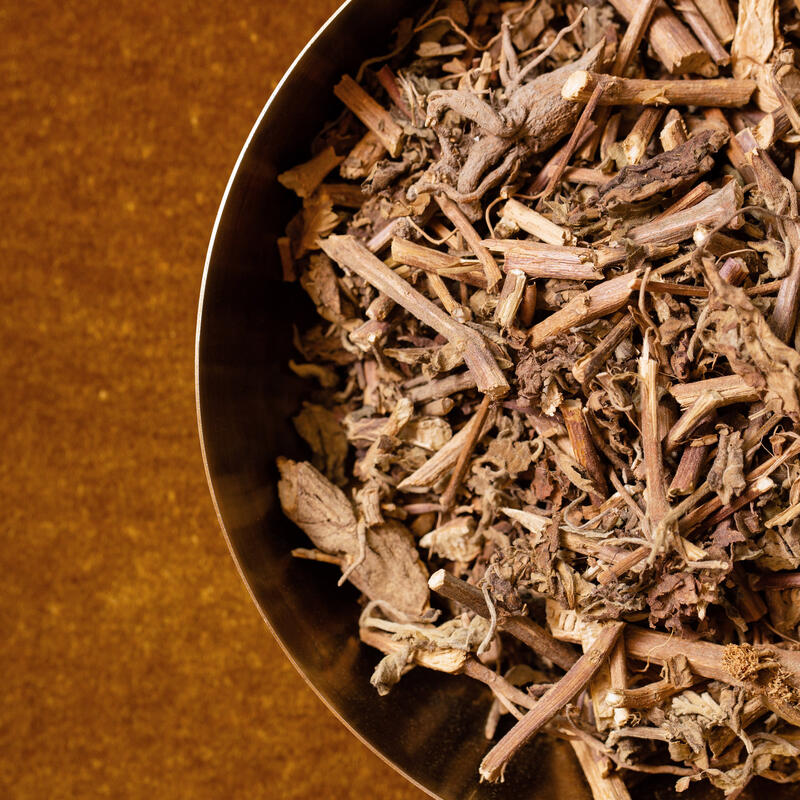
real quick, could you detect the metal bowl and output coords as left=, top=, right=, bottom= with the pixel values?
left=195, top=4, right=784, bottom=798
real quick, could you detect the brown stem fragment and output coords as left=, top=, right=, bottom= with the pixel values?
left=440, top=396, right=493, bottom=510
left=660, top=109, right=688, bottom=151
left=334, top=75, right=404, bottom=158
left=562, top=73, right=754, bottom=107
left=427, top=569, right=579, bottom=671
left=629, top=180, right=742, bottom=244
left=398, top=404, right=496, bottom=491
left=479, top=622, right=624, bottom=783
left=669, top=374, right=760, bottom=407
left=405, top=371, right=476, bottom=404
left=694, top=0, right=736, bottom=44
left=669, top=440, right=711, bottom=497
left=493, top=269, right=526, bottom=328
left=340, top=131, right=386, bottom=180
left=560, top=399, right=608, bottom=504
left=572, top=314, right=633, bottom=389
left=528, top=271, right=639, bottom=349
left=638, top=335, right=671, bottom=525
left=569, top=740, right=632, bottom=800
left=435, top=194, right=503, bottom=292
left=321, top=235, right=509, bottom=398
left=675, top=0, right=730, bottom=65
left=607, top=0, right=714, bottom=76
left=606, top=655, right=695, bottom=710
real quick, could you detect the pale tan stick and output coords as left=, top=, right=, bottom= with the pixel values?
left=651, top=181, right=713, bottom=222
left=569, top=739, right=632, bottom=800
left=694, top=0, right=736, bottom=44
left=361, top=628, right=534, bottom=710
left=365, top=293, right=395, bottom=321
left=505, top=249, right=601, bottom=281
left=340, top=130, right=386, bottom=180
left=427, top=273, right=468, bottom=321
left=639, top=336, right=671, bottom=525
left=427, top=569, right=579, bottom=671
left=606, top=670, right=695, bottom=710
left=500, top=199, right=573, bottom=245
left=631, top=279, right=707, bottom=298
left=391, top=237, right=461, bottom=271
left=669, top=374, right=759, bottom=407
left=436, top=194, right=503, bottom=292
left=440, top=396, right=493, bottom=510
left=629, top=180, right=742, bottom=244
left=731, top=0, right=776, bottom=82
left=675, top=0, right=730, bottom=65
left=479, top=622, right=625, bottom=783
left=572, top=314, right=634, bottom=387
left=334, top=75, right=404, bottom=157
left=485, top=237, right=609, bottom=269
left=528, top=272, right=639, bottom=349
left=660, top=108, right=689, bottom=151
left=549, top=615, right=800, bottom=683
left=321, top=236, right=509, bottom=398
left=562, top=72, right=755, bottom=107
left=398, top=406, right=496, bottom=491
left=405, top=372, right=476, bottom=404
left=563, top=167, right=614, bottom=186
left=665, top=390, right=725, bottom=451
left=581, top=621, right=623, bottom=732
left=618, top=107, right=664, bottom=166
left=493, top=269, right=526, bottom=328
left=608, top=0, right=713, bottom=75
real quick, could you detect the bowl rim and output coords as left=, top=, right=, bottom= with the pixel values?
left=193, top=4, right=439, bottom=798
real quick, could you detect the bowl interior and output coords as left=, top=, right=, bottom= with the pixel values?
left=195, top=3, right=788, bottom=799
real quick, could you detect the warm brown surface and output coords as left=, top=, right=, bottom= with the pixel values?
left=1, top=2, right=423, bottom=798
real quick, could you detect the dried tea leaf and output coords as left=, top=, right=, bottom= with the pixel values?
left=698, top=263, right=800, bottom=418
left=707, top=426, right=746, bottom=506
left=293, top=403, right=349, bottom=485
left=278, top=459, right=429, bottom=615
left=419, top=517, right=483, bottom=562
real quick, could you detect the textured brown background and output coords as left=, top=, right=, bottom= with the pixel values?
left=2, top=2, right=424, bottom=797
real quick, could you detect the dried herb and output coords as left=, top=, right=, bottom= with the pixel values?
left=274, top=1, right=800, bottom=794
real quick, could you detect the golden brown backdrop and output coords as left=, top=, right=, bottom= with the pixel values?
left=2, top=2, right=425, bottom=797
